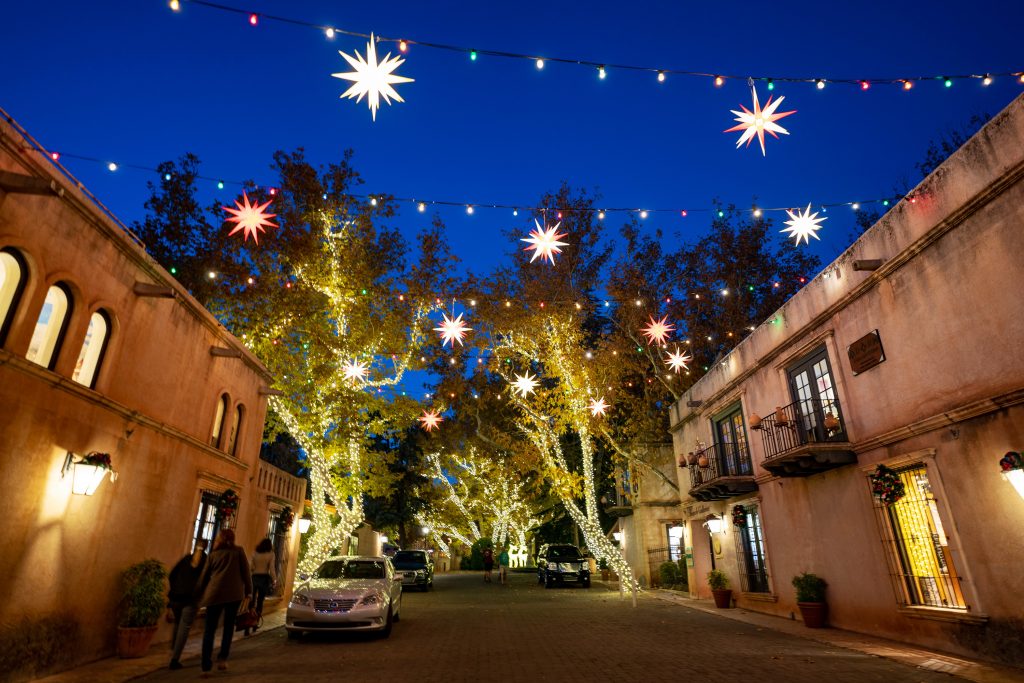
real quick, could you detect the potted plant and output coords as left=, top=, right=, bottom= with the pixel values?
left=707, top=569, right=732, bottom=608
left=117, top=559, right=168, bottom=658
left=792, top=572, right=828, bottom=628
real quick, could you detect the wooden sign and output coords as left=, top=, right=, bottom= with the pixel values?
left=848, top=330, right=886, bottom=375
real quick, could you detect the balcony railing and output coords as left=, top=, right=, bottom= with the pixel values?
left=686, top=441, right=757, bottom=501
left=757, top=397, right=849, bottom=462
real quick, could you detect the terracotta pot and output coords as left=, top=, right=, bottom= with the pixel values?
left=774, top=406, right=789, bottom=426
left=749, top=413, right=762, bottom=430
left=117, top=625, right=158, bottom=658
left=823, top=412, right=840, bottom=431
left=797, top=601, right=828, bottom=628
left=697, top=454, right=709, bottom=468
left=712, top=588, right=732, bottom=608
left=686, top=452, right=698, bottom=466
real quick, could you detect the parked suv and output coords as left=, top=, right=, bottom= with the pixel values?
left=392, top=550, right=434, bottom=591
left=536, top=544, right=591, bottom=588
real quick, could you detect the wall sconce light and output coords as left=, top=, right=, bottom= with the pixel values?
left=298, top=516, right=312, bottom=534
left=1000, top=451, right=1024, bottom=500
left=703, top=514, right=725, bottom=535
left=612, top=531, right=623, bottom=543
left=62, top=451, right=117, bottom=496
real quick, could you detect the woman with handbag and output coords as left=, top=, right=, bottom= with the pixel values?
left=194, top=529, right=252, bottom=677
left=246, top=538, right=277, bottom=636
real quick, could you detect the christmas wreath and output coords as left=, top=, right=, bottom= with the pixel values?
left=279, top=506, right=295, bottom=531
left=999, top=451, right=1023, bottom=472
left=217, top=489, right=240, bottom=521
left=732, top=505, right=747, bottom=528
left=869, top=465, right=905, bottom=505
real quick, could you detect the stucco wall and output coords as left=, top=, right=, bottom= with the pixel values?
left=668, top=93, right=1024, bottom=667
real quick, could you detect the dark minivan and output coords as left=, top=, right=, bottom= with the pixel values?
left=392, top=550, right=434, bottom=591
left=536, top=544, right=591, bottom=588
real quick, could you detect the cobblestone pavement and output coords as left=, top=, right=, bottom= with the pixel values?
left=127, top=571, right=977, bottom=683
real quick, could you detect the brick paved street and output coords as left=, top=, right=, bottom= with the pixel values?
left=128, top=571, right=969, bottom=683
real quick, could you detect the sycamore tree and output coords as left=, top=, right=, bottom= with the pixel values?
left=134, top=150, right=458, bottom=573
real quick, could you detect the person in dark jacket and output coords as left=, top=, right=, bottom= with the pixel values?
left=167, top=539, right=208, bottom=670
left=194, top=529, right=252, bottom=676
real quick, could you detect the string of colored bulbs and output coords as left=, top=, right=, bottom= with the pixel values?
left=169, top=0, right=1024, bottom=90
left=36, top=147, right=906, bottom=219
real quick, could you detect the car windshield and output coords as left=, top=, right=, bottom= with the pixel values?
left=548, top=546, right=582, bottom=559
left=315, top=560, right=385, bottom=580
left=393, top=551, right=427, bottom=563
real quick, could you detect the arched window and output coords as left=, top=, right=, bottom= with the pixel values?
left=225, top=404, right=244, bottom=456
left=0, top=248, right=28, bottom=346
left=210, top=393, right=228, bottom=447
left=25, top=283, right=72, bottom=369
left=72, top=310, right=112, bottom=388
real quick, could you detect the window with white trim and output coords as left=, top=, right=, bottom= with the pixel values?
left=0, top=248, right=27, bottom=346
left=72, top=310, right=111, bottom=388
left=26, top=283, right=72, bottom=369
left=210, top=394, right=228, bottom=447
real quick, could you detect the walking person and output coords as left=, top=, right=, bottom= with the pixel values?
left=167, top=539, right=207, bottom=670
left=482, top=545, right=494, bottom=583
left=498, top=545, right=510, bottom=585
left=246, top=538, right=277, bottom=636
left=194, top=528, right=252, bottom=677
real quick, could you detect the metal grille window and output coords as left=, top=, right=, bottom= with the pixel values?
left=192, top=491, right=222, bottom=552
left=735, top=505, right=770, bottom=593
left=872, top=465, right=966, bottom=609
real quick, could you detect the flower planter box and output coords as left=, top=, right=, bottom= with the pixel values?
left=712, top=588, right=732, bottom=608
left=797, top=602, right=828, bottom=628
left=117, top=625, right=158, bottom=658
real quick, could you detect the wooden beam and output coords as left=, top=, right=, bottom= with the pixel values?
left=133, top=282, right=176, bottom=298
left=0, top=170, right=63, bottom=196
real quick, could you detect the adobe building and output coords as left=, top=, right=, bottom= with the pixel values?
left=0, top=112, right=305, bottom=678
left=668, top=92, right=1024, bottom=668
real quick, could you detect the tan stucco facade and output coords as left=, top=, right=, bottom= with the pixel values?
left=668, top=93, right=1024, bottom=668
left=0, top=115, right=305, bottom=677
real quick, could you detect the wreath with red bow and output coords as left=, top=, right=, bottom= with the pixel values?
left=218, top=489, right=240, bottom=521
left=869, top=465, right=905, bottom=505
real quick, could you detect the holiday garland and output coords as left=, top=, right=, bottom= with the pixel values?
left=732, top=505, right=747, bottom=528
left=869, top=465, right=905, bottom=505
left=279, top=505, right=295, bottom=531
left=218, top=489, right=240, bottom=521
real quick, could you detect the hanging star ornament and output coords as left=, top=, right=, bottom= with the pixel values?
left=343, top=359, right=369, bottom=382
left=641, top=315, right=676, bottom=345
left=434, top=312, right=472, bottom=347
left=521, top=219, right=570, bottom=265
left=664, top=347, right=693, bottom=373
left=332, top=33, right=413, bottom=121
left=724, top=86, right=796, bottom=156
left=223, top=192, right=277, bottom=243
left=589, top=397, right=610, bottom=417
left=781, top=203, right=828, bottom=245
left=419, top=409, right=443, bottom=432
left=511, top=372, right=539, bottom=397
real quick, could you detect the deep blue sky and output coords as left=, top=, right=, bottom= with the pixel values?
left=3, top=0, right=1022, bottom=275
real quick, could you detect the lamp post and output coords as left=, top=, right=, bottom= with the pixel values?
left=298, top=516, right=312, bottom=534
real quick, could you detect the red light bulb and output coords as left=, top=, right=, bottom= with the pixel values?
left=249, top=13, right=258, bottom=26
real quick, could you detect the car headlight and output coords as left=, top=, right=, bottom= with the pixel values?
left=291, top=593, right=310, bottom=606
left=551, top=563, right=561, bottom=571
left=359, top=593, right=380, bottom=606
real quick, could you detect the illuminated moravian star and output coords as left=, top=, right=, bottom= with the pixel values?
left=418, top=409, right=443, bottom=432
left=641, top=315, right=676, bottom=345
left=781, top=204, right=827, bottom=245
left=521, top=219, right=569, bottom=265
left=664, top=347, right=693, bottom=373
left=343, top=359, right=369, bottom=382
left=332, top=34, right=413, bottom=121
left=511, top=372, right=539, bottom=397
left=724, top=86, right=796, bottom=156
left=223, top=192, right=277, bottom=243
left=589, top=397, right=610, bottom=417
left=434, top=312, right=472, bottom=347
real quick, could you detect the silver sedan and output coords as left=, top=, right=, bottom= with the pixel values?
left=286, top=556, right=403, bottom=638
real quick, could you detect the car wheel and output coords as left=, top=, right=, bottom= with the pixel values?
left=582, top=578, right=591, bottom=588
left=380, top=608, right=393, bottom=638
left=287, top=630, right=302, bottom=640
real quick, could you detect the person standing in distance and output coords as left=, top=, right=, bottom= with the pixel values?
left=194, top=528, right=252, bottom=677
left=247, top=538, right=277, bottom=636
left=167, top=539, right=207, bottom=670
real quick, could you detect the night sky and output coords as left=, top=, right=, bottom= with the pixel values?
left=3, top=0, right=1022, bottom=276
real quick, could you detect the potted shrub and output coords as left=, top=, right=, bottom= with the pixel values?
left=117, top=559, right=168, bottom=658
left=792, top=572, right=828, bottom=628
left=707, top=569, right=732, bottom=608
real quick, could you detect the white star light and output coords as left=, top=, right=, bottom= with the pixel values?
left=419, top=409, right=443, bottom=432
left=641, top=315, right=676, bottom=345
left=434, top=312, right=472, bottom=347
left=511, top=372, right=539, bottom=397
left=332, top=34, right=413, bottom=121
left=664, top=347, right=693, bottom=373
left=521, top=220, right=569, bottom=265
left=781, top=204, right=828, bottom=245
left=589, top=397, right=610, bottom=417
left=724, top=86, right=796, bottom=156
left=343, top=359, right=369, bottom=382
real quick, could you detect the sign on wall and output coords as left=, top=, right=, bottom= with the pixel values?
left=848, top=329, right=886, bottom=375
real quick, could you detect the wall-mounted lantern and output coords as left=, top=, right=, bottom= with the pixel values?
left=298, top=516, right=312, bottom=534
left=1000, top=451, right=1024, bottom=500
left=62, top=451, right=117, bottom=496
left=612, top=531, right=623, bottom=543
left=703, top=514, right=725, bottom=535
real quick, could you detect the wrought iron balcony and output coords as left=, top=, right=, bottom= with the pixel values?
left=755, top=398, right=856, bottom=477
left=686, top=441, right=757, bottom=501
left=601, top=487, right=634, bottom=517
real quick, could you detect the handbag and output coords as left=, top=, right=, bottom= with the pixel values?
left=235, top=598, right=261, bottom=631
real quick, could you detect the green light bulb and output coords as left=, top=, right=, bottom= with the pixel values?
left=217, top=181, right=224, bottom=189
left=470, top=50, right=477, bottom=61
